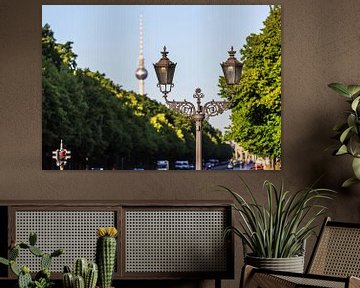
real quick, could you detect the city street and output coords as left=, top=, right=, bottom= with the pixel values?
left=210, top=163, right=254, bottom=171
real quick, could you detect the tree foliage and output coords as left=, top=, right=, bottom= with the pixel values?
left=42, top=24, right=232, bottom=169
left=219, top=5, right=281, bottom=160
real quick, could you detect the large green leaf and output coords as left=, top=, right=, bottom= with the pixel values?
left=348, top=135, right=360, bottom=156
left=347, top=85, right=360, bottom=97
left=336, top=145, right=348, bottom=156
left=340, top=127, right=353, bottom=143
left=342, top=177, right=360, bottom=188
left=352, top=157, right=360, bottom=179
left=347, top=114, right=356, bottom=127
left=351, top=96, right=360, bottom=111
left=328, top=83, right=352, bottom=98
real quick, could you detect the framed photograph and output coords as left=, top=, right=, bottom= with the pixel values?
left=42, top=5, right=281, bottom=171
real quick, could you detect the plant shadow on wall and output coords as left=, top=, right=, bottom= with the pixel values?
left=328, top=83, right=360, bottom=187
left=219, top=178, right=336, bottom=273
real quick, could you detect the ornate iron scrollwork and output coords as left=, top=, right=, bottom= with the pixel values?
left=162, top=87, right=232, bottom=120
left=165, top=99, right=196, bottom=117
left=203, top=100, right=230, bottom=119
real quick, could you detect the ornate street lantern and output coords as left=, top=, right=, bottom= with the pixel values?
left=153, top=46, right=177, bottom=94
left=221, top=46, right=243, bottom=85
left=153, top=46, right=243, bottom=170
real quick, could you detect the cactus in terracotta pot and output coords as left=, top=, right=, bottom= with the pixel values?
left=96, top=227, right=118, bottom=288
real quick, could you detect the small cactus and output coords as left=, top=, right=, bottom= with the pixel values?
left=18, top=268, right=32, bottom=288
left=19, top=243, right=30, bottom=249
left=63, top=259, right=98, bottom=288
left=0, top=232, right=63, bottom=288
left=51, top=248, right=64, bottom=257
left=35, top=268, right=50, bottom=281
left=64, top=265, right=72, bottom=273
left=85, top=262, right=98, bottom=288
left=96, top=227, right=118, bottom=288
left=63, top=272, right=74, bottom=288
left=10, top=260, right=20, bottom=276
left=41, top=253, right=52, bottom=270
left=74, top=258, right=87, bottom=279
left=73, top=275, right=85, bottom=288
left=9, top=246, right=19, bottom=260
left=29, top=232, right=37, bottom=246
left=29, top=245, right=44, bottom=257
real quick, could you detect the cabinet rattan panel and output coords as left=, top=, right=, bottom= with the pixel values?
left=125, top=210, right=228, bottom=273
left=15, top=210, right=115, bottom=272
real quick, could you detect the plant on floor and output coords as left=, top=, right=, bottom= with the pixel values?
left=328, top=83, right=360, bottom=187
left=62, top=258, right=98, bottom=288
left=222, top=179, right=335, bottom=259
left=0, top=232, right=63, bottom=288
left=96, top=227, right=118, bottom=288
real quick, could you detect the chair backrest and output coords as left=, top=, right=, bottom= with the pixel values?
left=307, top=217, right=360, bottom=278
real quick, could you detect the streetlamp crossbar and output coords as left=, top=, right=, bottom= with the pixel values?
left=164, top=88, right=230, bottom=120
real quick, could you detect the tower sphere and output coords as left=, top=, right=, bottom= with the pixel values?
left=136, top=67, right=148, bottom=80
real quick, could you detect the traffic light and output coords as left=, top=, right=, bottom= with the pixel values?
left=52, top=147, right=71, bottom=168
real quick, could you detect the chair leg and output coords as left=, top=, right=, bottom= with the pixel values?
left=349, top=276, right=360, bottom=288
left=240, top=265, right=296, bottom=288
left=240, top=265, right=255, bottom=288
left=215, top=278, right=221, bottom=288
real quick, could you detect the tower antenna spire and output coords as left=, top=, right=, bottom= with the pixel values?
left=135, top=14, right=148, bottom=95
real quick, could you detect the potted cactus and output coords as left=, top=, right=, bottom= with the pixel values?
left=0, top=232, right=63, bottom=288
left=96, top=227, right=118, bottom=288
left=62, top=258, right=98, bottom=288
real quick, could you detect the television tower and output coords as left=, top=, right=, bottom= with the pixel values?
left=135, top=14, right=148, bottom=95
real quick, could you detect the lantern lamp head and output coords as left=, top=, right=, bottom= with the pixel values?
left=153, top=46, right=177, bottom=94
left=221, top=46, right=243, bottom=85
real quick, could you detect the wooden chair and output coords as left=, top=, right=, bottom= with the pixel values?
left=241, top=217, right=360, bottom=288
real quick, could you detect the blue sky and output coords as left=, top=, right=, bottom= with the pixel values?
left=42, top=5, right=270, bottom=132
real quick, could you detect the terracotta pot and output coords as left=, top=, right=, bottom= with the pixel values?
left=245, top=254, right=304, bottom=273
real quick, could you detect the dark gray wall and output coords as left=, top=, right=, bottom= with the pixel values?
left=1, top=0, right=360, bottom=287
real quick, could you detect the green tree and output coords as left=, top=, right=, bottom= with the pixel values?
left=219, top=5, right=281, bottom=164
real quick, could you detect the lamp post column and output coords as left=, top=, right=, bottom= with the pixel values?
left=194, top=113, right=204, bottom=170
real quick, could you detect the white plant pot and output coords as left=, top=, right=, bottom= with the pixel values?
left=245, top=254, right=305, bottom=273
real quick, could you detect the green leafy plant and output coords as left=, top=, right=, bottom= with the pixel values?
left=328, top=83, right=360, bottom=187
left=222, top=179, right=335, bottom=258
left=0, top=232, right=63, bottom=288
left=32, top=278, right=54, bottom=288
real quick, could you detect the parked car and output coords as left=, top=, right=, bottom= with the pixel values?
left=174, top=160, right=189, bottom=170
left=91, top=167, right=104, bottom=171
left=208, top=159, right=219, bottom=167
left=205, top=162, right=213, bottom=170
left=156, top=160, right=169, bottom=170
